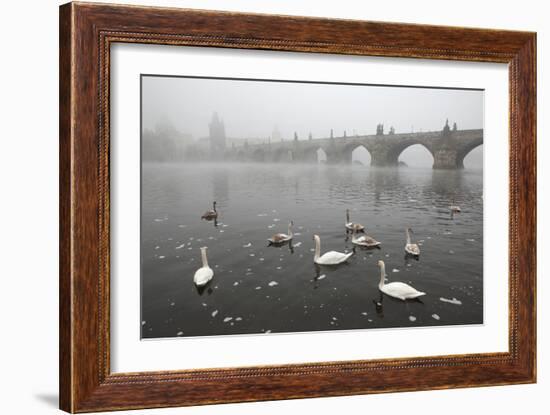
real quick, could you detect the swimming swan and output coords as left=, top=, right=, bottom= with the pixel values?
left=449, top=197, right=461, bottom=213
left=345, top=209, right=365, bottom=232
left=268, top=221, right=294, bottom=244
left=313, top=234, right=353, bottom=265
left=377, top=260, right=425, bottom=300
left=193, top=247, right=214, bottom=287
left=405, top=227, right=420, bottom=256
left=351, top=228, right=381, bottom=248
left=201, top=201, right=218, bottom=220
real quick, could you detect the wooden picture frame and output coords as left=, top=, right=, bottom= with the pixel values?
left=59, top=2, right=536, bottom=412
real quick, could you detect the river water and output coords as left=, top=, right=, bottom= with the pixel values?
left=141, top=163, right=483, bottom=338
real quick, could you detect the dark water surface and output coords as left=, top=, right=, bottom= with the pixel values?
left=141, top=163, right=483, bottom=338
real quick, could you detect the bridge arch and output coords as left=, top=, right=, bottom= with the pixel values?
left=398, top=143, right=435, bottom=168
left=388, top=140, right=435, bottom=167
left=298, top=145, right=331, bottom=163
left=456, top=137, right=483, bottom=169
left=272, top=147, right=294, bottom=163
left=340, top=142, right=372, bottom=165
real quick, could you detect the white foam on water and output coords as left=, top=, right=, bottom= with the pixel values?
left=432, top=314, right=441, bottom=320
left=223, top=317, right=233, bottom=323
left=392, top=268, right=399, bottom=273
left=293, top=242, right=302, bottom=247
left=242, top=243, right=252, bottom=248
left=211, top=310, right=218, bottom=317
left=175, top=244, right=185, bottom=249
left=318, top=274, right=326, bottom=280
left=440, top=297, right=462, bottom=305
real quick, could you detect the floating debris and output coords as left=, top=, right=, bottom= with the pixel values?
left=175, top=243, right=185, bottom=249
left=235, top=317, right=242, bottom=321
left=243, top=242, right=252, bottom=248
left=202, top=303, right=207, bottom=307
left=432, top=314, right=441, bottom=320
left=268, top=281, right=279, bottom=287
left=255, top=286, right=262, bottom=290
left=466, top=238, right=476, bottom=242
left=332, top=317, right=338, bottom=321
left=257, top=213, right=268, bottom=217
left=294, top=242, right=302, bottom=247
left=265, top=330, right=272, bottom=334
left=211, top=310, right=218, bottom=317
left=361, top=312, right=368, bottom=316
left=177, top=331, right=183, bottom=336
left=273, top=218, right=280, bottom=222
left=318, top=274, right=326, bottom=280
left=409, top=316, right=417, bottom=322
left=276, top=266, right=282, bottom=270
left=249, top=253, right=255, bottom=257
left=141, top=320, right=146, bottom=325
left=233, top=281, right=239, bottom=286
left=170, top=302, right=175, bottom=306
left=155, top=246, right=160, bottom=250
left=440, top=297, right=462, bottom=305
left=259, top=258, right=265, bottom=261
left=158, top=256, right=165, bottom=259
left=392, top=268, right=400, bottom=273
left=223, top=317, right=233, bottom=323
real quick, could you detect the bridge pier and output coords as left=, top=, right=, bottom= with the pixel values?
left=432, top=149, right=463, bottom=169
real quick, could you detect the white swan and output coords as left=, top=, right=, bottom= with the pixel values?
left=268, top=221, right=293, bottom=244
left=313, top=234, right=353, bottom=265
left=193, top=247, right=214, bottom=287
left=351, top=228, right=381, bottom=248
left=449, top=197, right=461, bottom=213
left=201, top=201, right=218, bottom=220
left=405, top=227, right=420, bottom=256
left=345, top=209, right=365, bottom=232
left=377, top=260, right=425, bottom=300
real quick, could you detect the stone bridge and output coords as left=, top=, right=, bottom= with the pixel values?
left=227, top=124, right=483, bottom=169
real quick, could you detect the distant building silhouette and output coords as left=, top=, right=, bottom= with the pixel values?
left=209, top=112, right=226, bottom=157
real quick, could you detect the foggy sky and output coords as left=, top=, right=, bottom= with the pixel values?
left=142, top=75, right=483, bottom=140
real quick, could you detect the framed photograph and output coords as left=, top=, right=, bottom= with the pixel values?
left=59, top=2, right=536, bottom=412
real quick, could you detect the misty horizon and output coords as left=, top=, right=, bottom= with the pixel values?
left=142, top=75, right=483, bottom=140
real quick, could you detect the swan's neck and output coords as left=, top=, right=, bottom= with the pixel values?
left=406, top=229, right=411, bottom=245
left=200, top=248, right=209, bottom=267
left=288, top=223, right=293, bottom=237
left=213, top=203, right=217, bottom=212
left=346, top=211, right=350, bottom=224
left=378, top=264, right=386, bottom=288
left=314, top=238, right=321, bottom=260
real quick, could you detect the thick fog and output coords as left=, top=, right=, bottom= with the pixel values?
left=142, top=75, right=483, bottom=167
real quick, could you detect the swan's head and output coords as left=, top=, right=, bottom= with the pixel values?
left=407, top=227, right=413, bottom=233
left=377, top=260, right=384, bottom=267
left=200, top=246, right=208, bottom=252
left=313, top=234, right=320, bottom=242
left=289, top=220, right=294, bottom=227
left=213, top=201, right=217, bottom=207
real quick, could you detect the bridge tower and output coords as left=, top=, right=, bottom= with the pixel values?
left=208, top=112, right=226, bottom=159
